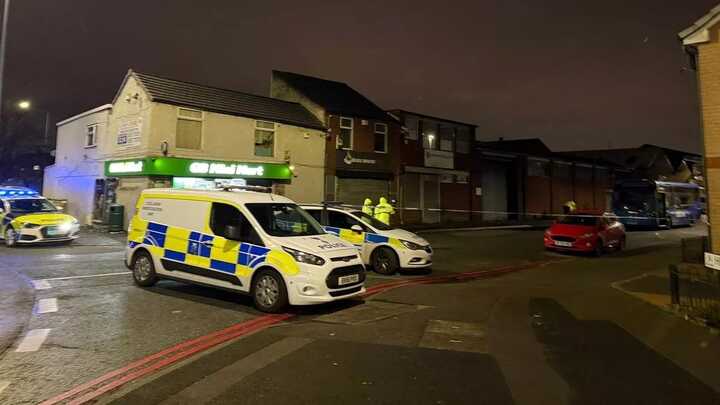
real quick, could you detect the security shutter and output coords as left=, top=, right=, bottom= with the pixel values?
left=336, top=178, right=390, bottom=208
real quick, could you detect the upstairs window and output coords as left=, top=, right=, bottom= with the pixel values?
left=421, top=120, right=438, bottom=150
left=374, top=123, right=388, bottom=153
left=338, top=117, right=353, bottom=150
left=455, top=127, right=471, bottom=153
left=254, top=120, right=275, bottom=157
left=85, top=125, right=98, bottom=148
left=438, top=125, right=454, bottom=152
left=176, top=108, right=203, bottom=150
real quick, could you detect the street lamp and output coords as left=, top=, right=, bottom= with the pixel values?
left=17, top=100, right=30, bottom=110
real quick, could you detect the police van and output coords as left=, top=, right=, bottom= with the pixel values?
left=300, top=204, right=432, bottom=275
left=126, top=187, right=366, bottom=313
left=0, top=187, right=80, bottom=247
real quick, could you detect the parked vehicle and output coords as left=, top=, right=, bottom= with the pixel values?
left=125, top=187, right=365, bottom=313
left=0, top=187, right=80, bottom=247
left=613, top=179, right=703, bottom=228
left=301, top=204, right=432, bottom=275
left=544, top=211, right=626, bottom=256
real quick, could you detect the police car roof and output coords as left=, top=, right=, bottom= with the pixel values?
left=299, top=204, right=358, bottom=212
left=143, top=188, right=294, bottom=204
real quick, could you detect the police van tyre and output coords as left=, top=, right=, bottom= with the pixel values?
left=252, top=269, right=288, bottom=313
left=372, top=247, right=399, bottom=275
left=4, top=227, right=17, bottom=248
left=132, top=250, right=158, bottom=287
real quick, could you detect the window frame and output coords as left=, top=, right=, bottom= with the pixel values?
left=338, top=117, right=354, bottom=150
left=85, top=124, right=98, bottom=148
left=373, top=122, right=388, bottom=153
left=254, top=120, right=276, bottom=157
left=176, top=107, right=204, bottom=150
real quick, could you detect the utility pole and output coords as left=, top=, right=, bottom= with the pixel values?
left=0, top=0, right=9, bottom=123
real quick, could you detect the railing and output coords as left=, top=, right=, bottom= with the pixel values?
left=670, top=263, right=720, bottom=327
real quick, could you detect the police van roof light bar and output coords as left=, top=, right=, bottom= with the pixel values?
left=219, top=185, right=272, bottom=193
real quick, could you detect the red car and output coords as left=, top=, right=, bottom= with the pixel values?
left=544, top=211, right=626, bottom=256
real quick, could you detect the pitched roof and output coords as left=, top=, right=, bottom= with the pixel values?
left=118, top=70, right=325, bottom=130
left=679, top=3, right=720, bottom=44
left=272, top=70, right=394, bottom=122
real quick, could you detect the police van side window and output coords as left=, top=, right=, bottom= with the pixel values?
left=210, top=203, right=263, bottom=246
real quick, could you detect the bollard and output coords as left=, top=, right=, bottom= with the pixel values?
left=669, top=264, right=680, bottom=305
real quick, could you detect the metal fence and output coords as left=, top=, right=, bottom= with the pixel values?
left=670, top=263, right=720, bottom=327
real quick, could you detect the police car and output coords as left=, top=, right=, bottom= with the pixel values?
left=125, top=187, right=366, bottom=313
left=300, top=204, right=433, bottom=275
left=0, top=187, right=80, bottom=247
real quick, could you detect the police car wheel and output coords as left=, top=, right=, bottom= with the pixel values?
left=4, top=227, right=17, bottom=248
left=132, top=251, right=157, bottom=287
left=372, top=247, right=399, bottom=275
left=252, top=270, right=288, bottom=313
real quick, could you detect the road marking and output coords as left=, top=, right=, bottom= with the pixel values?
left=35, top=298, right=58, bottom=314
left=36, top=272, right=131, bottom=282
left=16, top=329, right=51, bottom=353
left=159, top=337, right=313, bottom=405
left=0, top=381, right=9, bottom=395
left=32, top=280, right=52, bottom=290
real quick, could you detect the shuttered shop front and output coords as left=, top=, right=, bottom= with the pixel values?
left=336, top=178, right=391, bottom=207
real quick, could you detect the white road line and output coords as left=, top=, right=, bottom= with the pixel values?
left=36, top=271, right=131, bottom=282
left=0, top=381, right=9, bottom=395
left=159, top=337, right=313, bottom=405
left=16, top=329, right=51, bottom=353
left=35, top=298, right=58, bottom=314
left=31, top=280, right=52, bottom=290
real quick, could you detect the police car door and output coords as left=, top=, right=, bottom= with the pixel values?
left=326, top=210, right=370, bottom=255
left=207, top=202, right=266, bottom=292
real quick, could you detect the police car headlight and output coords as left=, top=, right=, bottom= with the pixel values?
left=399, top=240, right=424, bottom=250
left=282, top=247, right=326, bottom=266
left=58, top=222, right=73, bottom=232
left=23, top=223, right=40, bottom=229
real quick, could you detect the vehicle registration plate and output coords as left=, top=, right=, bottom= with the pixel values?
left=46, top=227, right=63, bottom=236
left=338, top=274, right=360, bottom=286
left=554, top=241, right=573, bottom=247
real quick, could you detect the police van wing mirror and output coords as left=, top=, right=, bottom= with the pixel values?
left=225, top=225, right=242, bottom=241
left=351, top=224, right=363, bottom=234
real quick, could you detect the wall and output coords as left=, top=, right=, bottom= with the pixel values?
left=270, top=75, right=326, bottom=123
left=105, top=76, right=154, bottom=158
left=43, top=108, right=110, bottom=224
left=697, top=25, right=720, bottom=252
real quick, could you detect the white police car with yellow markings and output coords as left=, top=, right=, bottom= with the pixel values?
left=125, top=187, right=366, bottom=313
left=301, top=204, right=433, bottom=275
left=0, top=187, right=80, bottom=247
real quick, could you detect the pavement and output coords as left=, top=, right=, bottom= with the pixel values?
left=0, top=225, right=718, bottom=404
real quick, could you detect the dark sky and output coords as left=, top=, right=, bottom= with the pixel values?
left=4, top=0, right=718, bottom=153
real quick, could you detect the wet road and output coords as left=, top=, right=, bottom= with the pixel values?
left=0, top=226, right=718, bottom=404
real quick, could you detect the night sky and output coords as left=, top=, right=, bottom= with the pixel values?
left=4, top=0, right=718, bottom=153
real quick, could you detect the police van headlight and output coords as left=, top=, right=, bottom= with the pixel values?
left=399, top=240, right=424, bottom=250
left=283, top=247, right=326, bottom=266
left=23, top=223, right=40, bottom=229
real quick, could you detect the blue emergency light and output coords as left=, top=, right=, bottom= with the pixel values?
left=0, top=187, right=39, bottom=197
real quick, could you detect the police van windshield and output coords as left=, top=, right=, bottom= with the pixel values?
left=246, top=203, right=325, bottom=237
left=351, top=210, right=393, bottom=231
left=8, top=198, right=57, bottom=214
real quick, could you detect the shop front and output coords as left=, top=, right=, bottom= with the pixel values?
left=102, top=156, right=293, bottom=228
left=331, top=150, right=396, bottom=208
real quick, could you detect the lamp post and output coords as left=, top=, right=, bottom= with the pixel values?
left=0, top=0, right=10, bottom=122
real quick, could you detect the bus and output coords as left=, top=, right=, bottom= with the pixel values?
left=612, top=179, right=704, bottom=228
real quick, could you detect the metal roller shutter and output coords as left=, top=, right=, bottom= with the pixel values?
left=336, top=178, right=391, bottom=208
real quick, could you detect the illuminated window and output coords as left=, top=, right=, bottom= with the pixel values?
left=176, top=108, right=203, bottom=150
left=255, top=120, right=275, bottom=157
left=374, top=123, right=388, bottom=153
left=338, top=117, right=353, bottom=150
left=85, top=125, right=98, bottom=147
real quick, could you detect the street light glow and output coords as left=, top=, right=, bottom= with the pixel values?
left=17, top=100, right=30, bottom=110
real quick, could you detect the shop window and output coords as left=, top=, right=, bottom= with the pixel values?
left=528, top=159, right=550, bottom=177
left=210, top=202, right=263, bottom=245
left=176, top=108, right=203, bottom=150
left=439, top=126, right=454, bottom=152
left=338, top=117, right=353, bottom=150
left=374, top=123, right=388, bottom=153
left=455, top=127, right=471, bottom=154
left=85, top=125, right=98, bottom=148
left=254, top=120, right=275, bottom=157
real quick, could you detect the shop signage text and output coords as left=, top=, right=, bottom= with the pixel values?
left=108, top=160, right=144, bottom=174
left=104, top=157, right=291, bottom=180
left=189, top=162, right=265, bottom=177
left=343, top=152, right=376, bottom=165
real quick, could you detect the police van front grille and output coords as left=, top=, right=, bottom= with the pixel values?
left=326, top=264, right=365, bottom=289
left=329, top=285, right=362, bottom=297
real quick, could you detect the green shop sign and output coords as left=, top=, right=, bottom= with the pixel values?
left=104, top=157, right=292, bottom=180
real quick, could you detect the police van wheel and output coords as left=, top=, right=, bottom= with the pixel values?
left=252, top=269, right=288, bottom=313
left=132, top=251, right=158, bottom=287
left=4, top=227, right=17, bottom=248
left=372, top=247, right=399, bottom=275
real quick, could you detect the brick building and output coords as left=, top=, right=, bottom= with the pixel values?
left=680, top=4, right=720, bottom=252
left=270, top=71, right=402, bottom=206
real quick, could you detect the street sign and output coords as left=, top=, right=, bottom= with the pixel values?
left=704, top=252, right=720, bottom=271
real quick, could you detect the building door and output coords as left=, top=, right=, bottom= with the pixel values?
left=421, top=175, right=440, bottom=223
left=482, top=161, right=509, bottom=222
